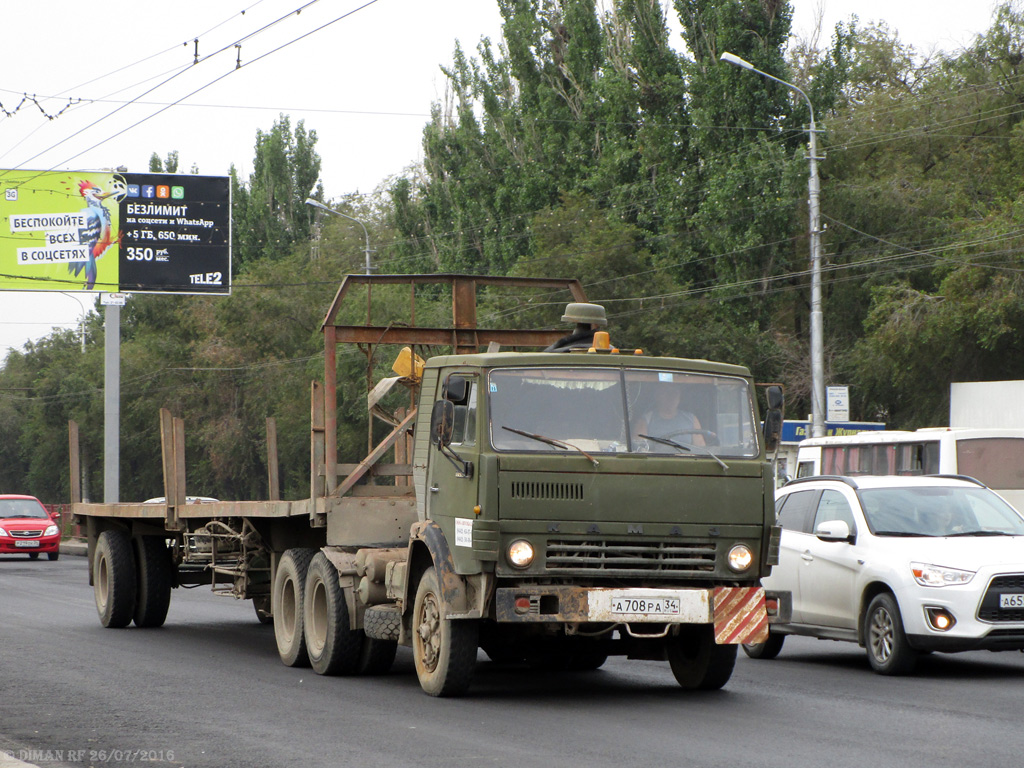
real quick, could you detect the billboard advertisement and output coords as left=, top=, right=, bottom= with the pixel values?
left=1, top=169, right=231, bottom=294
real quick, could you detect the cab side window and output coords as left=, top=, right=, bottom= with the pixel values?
left=449, top=378, right=477, bottom=446
left=813, top=489, right=857, bottom=533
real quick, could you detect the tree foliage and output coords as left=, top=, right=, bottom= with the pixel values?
left=8, top=2, right=1024, bottom=502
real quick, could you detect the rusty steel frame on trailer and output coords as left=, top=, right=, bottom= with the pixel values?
left=316, top=274, right=586, bottom=501
left=71, top=274, right=586, bottom=525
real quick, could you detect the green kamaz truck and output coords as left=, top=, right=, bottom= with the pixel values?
left=72, top=274, right=783, bottom=696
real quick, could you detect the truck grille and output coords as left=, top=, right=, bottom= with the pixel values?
left=546, top=538, right=716, bottom=576
left=978, top=574, right=1024, bottom=623
left=10, top=529, right=44, bottom=538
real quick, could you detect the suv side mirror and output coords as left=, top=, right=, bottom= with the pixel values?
left=430, top=400, right=455, bottom=448
left=815, top=519, right=853, bottom=543
left=763, top=385, right=784, bottom=453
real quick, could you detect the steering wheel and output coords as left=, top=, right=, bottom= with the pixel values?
left=663, top=428, right=718, bottom=444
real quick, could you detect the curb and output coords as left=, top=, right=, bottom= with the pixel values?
left=60, top=538, right=88, bottom=557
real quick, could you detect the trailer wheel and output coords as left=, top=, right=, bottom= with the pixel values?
left=412, top=566, right=479, bottom=697
left=667, top=626, right=736, bottom=690
left=133, top=536, right=173, bottom=628
left=94, top=529, right=137, bottom=628
left=272, top=548, right=316, bottom=667
left=303, top=552, right=364, bottom=675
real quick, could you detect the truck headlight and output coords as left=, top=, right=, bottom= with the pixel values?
left=911, top=562, right=974, bottom=587
left=727, top=544, right=754, bottom=572
left=507, top=539, right=535, bottom=568
left=44, top=525, right=59, bottom=537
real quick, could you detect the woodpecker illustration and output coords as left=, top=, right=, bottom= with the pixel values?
left=71, top=180, right=115, bottom=290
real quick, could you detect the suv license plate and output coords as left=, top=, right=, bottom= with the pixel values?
left=610, top=596, right=681, bottom=615
left=15, top=540, right=40, bottom=548
left=999, top=593, right=1024, bottom=609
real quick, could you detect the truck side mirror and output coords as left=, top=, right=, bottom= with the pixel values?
left=763, top=385, right=784, bottom=453
left=430, top=399, right=455, bottom=448
left=442, top=376, right=468, bottom=405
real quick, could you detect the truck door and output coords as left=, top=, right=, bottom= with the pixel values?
left=426, top=372, right=482, bottom=561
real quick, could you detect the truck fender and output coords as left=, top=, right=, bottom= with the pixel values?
left=408, top=520, right=469, bottom=617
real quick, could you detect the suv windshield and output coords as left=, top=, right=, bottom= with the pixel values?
left=860, top=486, right=1024, bottom=537
left=0, top=499, right=49, bottom=519
left=488, top=367, right=758, bottom=457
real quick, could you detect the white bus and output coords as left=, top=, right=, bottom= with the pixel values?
left=794, top=428, right=1024, bottom=510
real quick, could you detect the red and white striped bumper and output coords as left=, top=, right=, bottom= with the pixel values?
left=713, top=586, right=769, bottom=645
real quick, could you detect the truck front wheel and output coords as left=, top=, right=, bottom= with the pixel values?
left=412, top=566, right=478, bottom=697
left=272, top=548, right=316, bottom=667
left=667, top=626, right=737, bottom=690
left=94, top=529, right=137, bottom=629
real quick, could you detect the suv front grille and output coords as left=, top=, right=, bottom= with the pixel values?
left=546, top=538, right=716, bottom=576
left=978, top=574, right=1024, bottom=623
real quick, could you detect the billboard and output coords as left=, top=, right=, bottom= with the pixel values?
left=1, top=169, right=231, bottom=294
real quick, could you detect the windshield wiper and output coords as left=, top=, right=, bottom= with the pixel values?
left=501, top=426, right=599, bottom=467
left=944, top=530, right=1016, bottom=537
left=872, top=531, right=927, bottom=537
left=637, top=434, right=729, bottom=470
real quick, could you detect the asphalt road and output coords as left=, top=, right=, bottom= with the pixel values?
left=3, top=554, right=1024, bottom=768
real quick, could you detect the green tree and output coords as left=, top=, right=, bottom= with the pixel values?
left=148, top=150, right=180, bottom=173
left=232, top=115, right=323, bottom=273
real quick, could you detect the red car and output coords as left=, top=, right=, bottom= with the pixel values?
left=0, top=495, right=61, bottom=561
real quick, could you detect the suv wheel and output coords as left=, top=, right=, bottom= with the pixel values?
left=865, top=593, right=917, bottom=675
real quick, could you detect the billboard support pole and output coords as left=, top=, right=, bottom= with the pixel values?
left=103, top=303, right=120, bottom=503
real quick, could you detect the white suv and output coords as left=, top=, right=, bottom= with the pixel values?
left=747, top=475, right=1024, bottom=674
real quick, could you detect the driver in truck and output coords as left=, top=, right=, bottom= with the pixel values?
left=635, top=381, right=706, bottom=446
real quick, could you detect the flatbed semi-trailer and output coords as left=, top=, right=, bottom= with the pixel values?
left=72, top=274, right=784, bottom=696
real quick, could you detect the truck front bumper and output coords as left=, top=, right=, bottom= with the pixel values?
left=494, top=585, right=768, bottom=644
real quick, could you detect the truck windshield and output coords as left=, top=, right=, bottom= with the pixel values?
left=488, top=367, right=758, bottom=457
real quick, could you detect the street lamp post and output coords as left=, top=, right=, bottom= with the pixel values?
left=304, top=198, right=373, bottom=276
left=61, top=291, right=88, bottom=353
left=720, top=51, right=825, bottom=438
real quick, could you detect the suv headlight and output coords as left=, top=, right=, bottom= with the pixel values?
left=911, top=562, right=975, bottom=587
left=44, top=525, right=59, bottom=537
left=727, top=544, right=754, bottom=573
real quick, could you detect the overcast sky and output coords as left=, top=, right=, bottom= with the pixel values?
left=0, top=0, right=1002, bottom=361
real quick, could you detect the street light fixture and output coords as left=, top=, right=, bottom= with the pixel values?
left=304, top=198, right=373, bottom=276
left=720, top=51, right=825, bottom=438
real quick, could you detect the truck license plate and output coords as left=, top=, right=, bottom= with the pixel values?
left=14, top=540, right=40, bottom=548
left=999, top=593, right=1024, bottom=609
left=610, top=596, right=681, bottom=615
